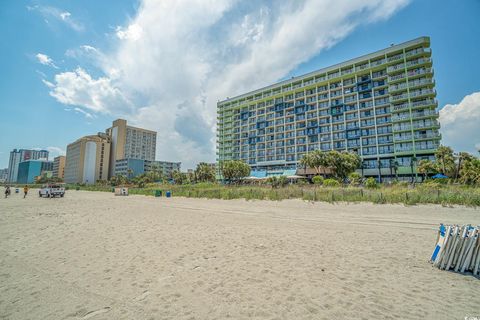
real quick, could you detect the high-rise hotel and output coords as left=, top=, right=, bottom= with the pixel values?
left=217, top=37, right=440, bottom=179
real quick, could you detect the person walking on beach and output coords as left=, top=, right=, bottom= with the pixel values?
left=4, top=186, right=10, bottom=198
left=23, top=185, right=29, bottom=198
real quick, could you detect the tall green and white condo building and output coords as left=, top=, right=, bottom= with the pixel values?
left=217, top=37, right=440, bottom=179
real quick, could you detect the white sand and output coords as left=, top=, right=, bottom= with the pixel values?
left=1, top=190, right=479, bottom=320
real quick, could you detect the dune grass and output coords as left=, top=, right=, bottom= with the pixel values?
left=65, top=183, right=480, bottom=207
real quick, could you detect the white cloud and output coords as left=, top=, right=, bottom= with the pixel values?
left=41, top=79, right=55, bottom=88
left=116, top=24, right=143, bottom=41
left=74, top=107, right=95, bottom=119
left=27, top=5, right=84, bottom=32
left=48, top=67, right=133, bottom=115
left=439, top=92, right=480, bottom=154
left=36, top=53, right=58, bottom=68
left=47, top=0, right=409, bottom=167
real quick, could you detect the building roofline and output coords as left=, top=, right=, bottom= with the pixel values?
left=126, top=125, right=157, bottom=134
left=218, top=36, right=430, bottom=104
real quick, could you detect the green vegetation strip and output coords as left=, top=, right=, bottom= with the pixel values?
left=66, top=183, right=480, bottom=207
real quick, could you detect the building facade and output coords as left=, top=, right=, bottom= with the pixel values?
left=217, top=37, right=440, bottom=179
left=0, top=168, right=8, bottom=183
left=115, top=159, right=181, bottom=179
left=64, top=133, right=111, bottom=184
left=105, top=119, right=157, bottom=178
left=7, top=149, right=49, bottom=183
left=52, top=156, right=66, bottom=179
left=17, top=160, right=53, bottom=184
left=146, top=160, right=181, bottom=178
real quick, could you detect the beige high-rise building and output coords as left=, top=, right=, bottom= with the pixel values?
left=106, top=119, right=157, bottom=178
left=52, top=156, right=66, bottom=179
left=64, top=133, right=111, bottom=184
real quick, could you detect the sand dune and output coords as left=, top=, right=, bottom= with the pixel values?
left=1, top=190, right=479, bottom=319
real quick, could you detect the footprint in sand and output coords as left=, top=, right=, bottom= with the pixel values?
left=135, top=290, right=151, bottom=302
left=82, top=307, right=111, bottom=319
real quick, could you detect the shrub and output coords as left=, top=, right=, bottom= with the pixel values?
left=267, top=176, right=288, bottom=188
left=348, top=172, right=361, bottom=185
left=312, top=175, right=324, bottom=185
left=365, top=177, right=378, bottom=189
left=323, top=178, right=340, bottom=187
left=296, top=179, right=308, bottom=185
left=277, top=176, right=288, bottom=187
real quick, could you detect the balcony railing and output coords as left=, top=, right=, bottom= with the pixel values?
left=394, top=135, right=413, bottom=141
left=414, top=133, right=441, bottom=140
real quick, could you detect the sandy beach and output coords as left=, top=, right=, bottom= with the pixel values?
left=1, top=190, right=479, bottom=320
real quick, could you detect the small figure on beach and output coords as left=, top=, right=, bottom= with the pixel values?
left=4, top=186, right=11, bottom=198
left=23, top=185, right=29, bottom=198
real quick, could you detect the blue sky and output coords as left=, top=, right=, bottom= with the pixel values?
left=1, top=0, right=479, bottom=169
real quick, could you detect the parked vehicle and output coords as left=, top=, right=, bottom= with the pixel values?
left=39, top=184, right=66, bottom=198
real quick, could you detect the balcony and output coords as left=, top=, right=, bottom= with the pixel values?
left=411, top=110, right=438, bottom=119
left=391, top=113, right=410, bottom=122
left=415, top=143, right=440, bottom=151
left=391, top=93, right=409, bottom=102
left=414, top=133, right=441, bottom=140
left=387, top=53, right=404, bottom=63
left=393, top=124, right=411, bottom=132
left=405, top=47, right=430, bottom=58
left=387, top=62, right=405, bottom=73
left=394, top=134, right=413, bottom=142
left=412, top=121, right=440, bottom=129
left=410, top=88, right=436, bottom=99
left=411, top=98, right=437, bottom=109
left=406, top=57, right=432, bottom=69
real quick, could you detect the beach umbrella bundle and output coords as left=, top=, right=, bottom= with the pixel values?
left=430, top=224, right=480, bottom=276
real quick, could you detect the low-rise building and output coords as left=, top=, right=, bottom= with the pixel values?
left=64, top=133, right=111, bottom=184
left=17, top=160, right=53, bottom=184
left=52, top=156, right=66, bottom=179
left=147, top=160, right=181, bottom=178
left=115, top=159, right=181, bottom=179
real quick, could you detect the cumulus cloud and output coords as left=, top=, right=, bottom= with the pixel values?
left=27, top=5, right=84, bottom=31
left=48, top=67, right=133, bottom=114
left=36, top=53, right=58, bottom=68
left=116, top=24, right=143, bottom=41
left=439, top=92, right=480, bottom=154
left=47, top=0, right=409, bottom=167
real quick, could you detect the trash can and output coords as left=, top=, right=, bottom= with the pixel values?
left=166, top=191, right=171, bottom=198
left=112, top=187, right=115, bottom=193
left=154, top=190, right=162, bottom=197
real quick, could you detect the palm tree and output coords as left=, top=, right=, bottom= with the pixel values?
left=393, top=160, right=399, bottom=180
left=299, top=153, right=311, bottom=175
left=389, top=159, right=394, bottom=179
left=455, top=152, right=472, bottom=182
left=410, top=156, right=417, bottom=183
left=435, top=145, right=455, bottom=176
left=195, top=162, right=216, bottom=182
left=417, top=159, right=436, bottom=181
left=459, top=157, right=480, bottom=185
left=377, top=160, right=382, bottom=183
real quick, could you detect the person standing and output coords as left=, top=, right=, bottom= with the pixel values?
left=4, top=186, right=10, bottom=198
left=23, top=185, right=29, bottom=198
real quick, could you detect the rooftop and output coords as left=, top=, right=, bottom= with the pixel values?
left=218, top=36, right=430, bottom=104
